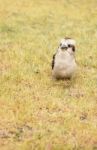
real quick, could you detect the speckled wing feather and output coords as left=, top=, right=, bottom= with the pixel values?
left=52, top=53, right=56, bottom=69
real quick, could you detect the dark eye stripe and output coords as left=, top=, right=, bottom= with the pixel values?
left=68, top=44, right=75, bottom=51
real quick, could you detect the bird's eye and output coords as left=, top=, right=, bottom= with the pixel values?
left=68, top=44, right=71, bottom=47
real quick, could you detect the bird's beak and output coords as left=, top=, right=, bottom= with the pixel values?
left=61, top=45, right=68, bottom=50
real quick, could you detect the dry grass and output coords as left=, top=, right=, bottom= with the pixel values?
left=0, top=0, right=97, bottom=149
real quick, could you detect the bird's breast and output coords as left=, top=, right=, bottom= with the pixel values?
left=53, top=53, right=77, bottom=79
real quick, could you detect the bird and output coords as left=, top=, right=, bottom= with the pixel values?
left=52, top=37, right=77, bottom=80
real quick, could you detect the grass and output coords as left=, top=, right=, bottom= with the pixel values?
left=0, top=0, right=97, bottom=149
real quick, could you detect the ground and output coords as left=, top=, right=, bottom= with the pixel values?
left=0, top=0, right=97, bottom=149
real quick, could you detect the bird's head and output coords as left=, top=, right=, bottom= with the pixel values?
left=58, top=38, right=76, bottom=55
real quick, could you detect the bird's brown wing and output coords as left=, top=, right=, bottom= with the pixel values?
left=52, top=53, right=56, bottom=69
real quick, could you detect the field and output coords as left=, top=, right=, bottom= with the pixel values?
left=0, top=0, right=97, bottom=149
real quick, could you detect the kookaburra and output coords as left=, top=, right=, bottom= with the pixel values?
left=52, top=38, right=77, bottom=79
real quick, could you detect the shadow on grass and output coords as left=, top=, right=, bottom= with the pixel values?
left=51, top=77, right=77, bottom=89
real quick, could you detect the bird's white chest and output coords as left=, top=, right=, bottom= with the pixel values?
left=53, top=52, right=77, bottom=78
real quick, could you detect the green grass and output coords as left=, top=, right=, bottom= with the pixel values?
left=0, top=0, right=97, bottom=149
